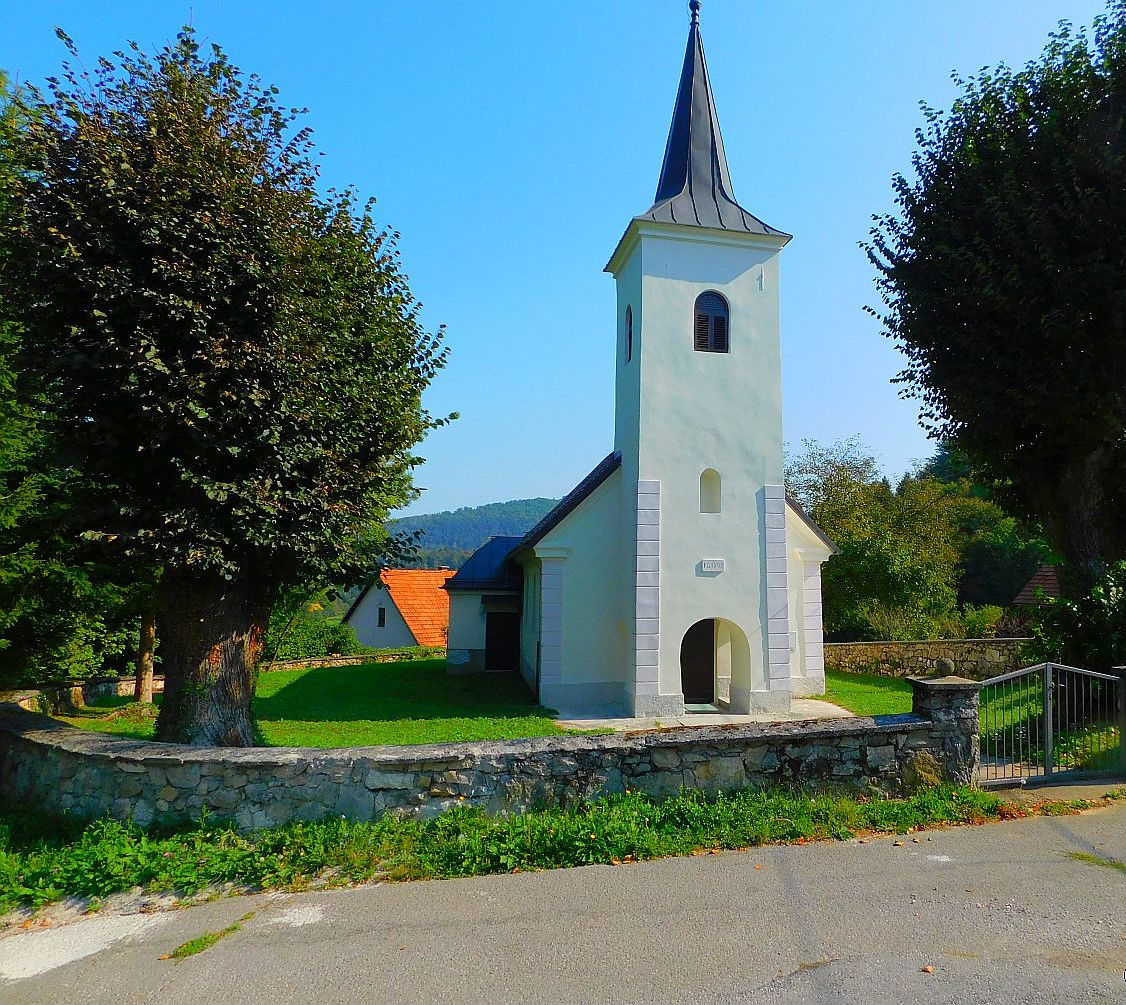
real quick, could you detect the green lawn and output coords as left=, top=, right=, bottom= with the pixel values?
left=820, top=669, right=912, bottom=716
left=58, top=659, right=587, bottom=747
left=821, top=669, right=1120, bottom=773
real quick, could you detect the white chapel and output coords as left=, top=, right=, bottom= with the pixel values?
left=445, top=2, right=837, bottom=718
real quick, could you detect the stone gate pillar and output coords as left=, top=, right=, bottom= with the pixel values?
left=909, top=675, right=981, bottom=786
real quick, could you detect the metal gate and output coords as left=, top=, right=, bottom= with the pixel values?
left=978, top=663, right=1123, bottom=786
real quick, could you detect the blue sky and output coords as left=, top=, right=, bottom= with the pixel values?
left=1, top=1, right=1108, bottom=516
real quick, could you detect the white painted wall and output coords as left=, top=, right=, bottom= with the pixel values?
left=447, top=591, right=487, bottom=653
left=533, top=467, right=631, bottom=715
left=785, top=502, right=833, bottom=696
left=610, top=223, right=790, bottom=714
left=347, top=584, right=417, bottom=649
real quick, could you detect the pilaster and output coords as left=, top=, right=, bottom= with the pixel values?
left=632, top=480, right=682, bottom=717
left=537, top=549, right=568, bottom=709
left=801, top=558, right=827, bottom=693
left=764, top=484, right=792, bottom=698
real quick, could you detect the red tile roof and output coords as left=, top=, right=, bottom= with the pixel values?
left=1012, top=565, right=1061, bottom=606
left=379, top=569, right=456, bottom=647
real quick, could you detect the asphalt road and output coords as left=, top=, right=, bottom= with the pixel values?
left=2, top=802, right=1124, bottom=1004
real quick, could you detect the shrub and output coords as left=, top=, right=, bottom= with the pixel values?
left=958, top=604, right=1005, bottom=639
left=1027, top=561, right=1126, bottom=670
left=263, top=587, right=369, bottom=662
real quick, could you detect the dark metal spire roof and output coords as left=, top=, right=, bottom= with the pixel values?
left=639, top=3, right=789, bottom=239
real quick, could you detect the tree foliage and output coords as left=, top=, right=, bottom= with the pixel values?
left=2, top=31, right=447, bottom=742
left=787, top=438, right=1041, bottom=641
left=0, top=74, right=139, bottom=683
left=918, top=443, right=1053, bottom=609
left=789, top=439, right=957, bottom=639
left=262, top=586, right=367, bottom=662
left=866, top=3, right=1126, bottom=591
left=1028, top=560, right=1126, bottom=669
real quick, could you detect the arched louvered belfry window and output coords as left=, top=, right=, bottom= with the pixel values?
left=625, top=305, right=634, bottom=362
left=694, top=292, right=729, bottom=353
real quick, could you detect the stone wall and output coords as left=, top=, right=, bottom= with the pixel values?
left=17, top=675, right=165, bottom=715
left=261, top=650, right=442, bottom=674
left=825, top=638, right=1029, bottom=681
left=0, top=678, right=979, bottom=831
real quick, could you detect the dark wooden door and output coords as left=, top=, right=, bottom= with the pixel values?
left=680, top=619, right=715, bottom=704
left=485, top=612, right=520, bottom=672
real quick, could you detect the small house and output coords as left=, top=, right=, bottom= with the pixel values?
left=344, top=569, right=455, bottom=650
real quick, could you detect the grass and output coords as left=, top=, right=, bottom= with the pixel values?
left=164, top=911, right=255, bottom=961
left=1, top=786, right=1121, bottom=915
left=1067, top=850, right=1126, bottom=876
left=57, top=659, right=588, bottom=747
left=821, top=669, right=1121, bottom=773
left=1052, top=722, right=1121, bottom=772
left=820, top=670, right=912, bottom=716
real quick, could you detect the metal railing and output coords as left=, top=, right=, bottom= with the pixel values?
left=978, top=663, right=1123, bottom=786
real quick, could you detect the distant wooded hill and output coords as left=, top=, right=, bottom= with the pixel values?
left=391, top=498, right=559, bottom=569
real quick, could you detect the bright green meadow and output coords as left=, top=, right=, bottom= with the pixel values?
left=59, top=658, right=583, bottom=747
left=821, top=669, right=913, bottom=716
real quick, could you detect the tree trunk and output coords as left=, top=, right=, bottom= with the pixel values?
left=154, top=572, right=276, bottom=746
left=133, top=608, right=156, bottom=703
left=1045, top=447, right=1115, bottom=596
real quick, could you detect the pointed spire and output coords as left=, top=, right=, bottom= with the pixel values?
left=640, top=4, right=788, bottom=238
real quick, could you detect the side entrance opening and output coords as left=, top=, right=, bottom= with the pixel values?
left=680, top=619, right=715, bottom=705
left=484, top=611, right=520, bottom=672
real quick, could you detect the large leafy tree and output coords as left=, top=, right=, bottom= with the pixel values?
left=0, top=73, right=137, bottom=684
left=0, top=49, right=141, bottom=698
left=918, top=443, right=1053, bottom=608
left=0, top=73, right=39, bottom=666
left=866, top=4, right=1126, bottom=593
left=788, top=439, right=962, bottom=639
left=787, top=438, right=1045, bottom=640
left=3, top=31, right=447, bottom=743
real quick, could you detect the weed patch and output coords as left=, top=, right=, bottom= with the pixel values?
left=2, top=784, right=1114, bottom=914
left=1067, top=850, right=1126, bottom=875
left=164, top=911, right=255, bottom=961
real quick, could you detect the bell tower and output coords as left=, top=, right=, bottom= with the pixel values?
left=606, top=1, right=794, bottom=717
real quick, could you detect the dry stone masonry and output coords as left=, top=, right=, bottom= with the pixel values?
left=0, top=677, right=979, bottom=830
left=825, top=638, right=1029, bottom=681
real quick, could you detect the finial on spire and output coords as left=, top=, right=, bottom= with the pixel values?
left=689, top=1, right=701, bottom=25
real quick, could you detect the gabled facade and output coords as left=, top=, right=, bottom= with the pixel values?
left=446, top=4, right=837, bottom=717
left=345, top=569, right=455, bottom=650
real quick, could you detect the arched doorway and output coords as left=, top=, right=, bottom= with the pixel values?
left=680, top=620, right=715, bottom=704
left=680, top=619, right=752, bottom=710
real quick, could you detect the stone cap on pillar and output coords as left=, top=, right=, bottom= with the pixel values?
left=907, top=675, right=979, bottom=688
left=909, top=675, right=980, bottom=724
